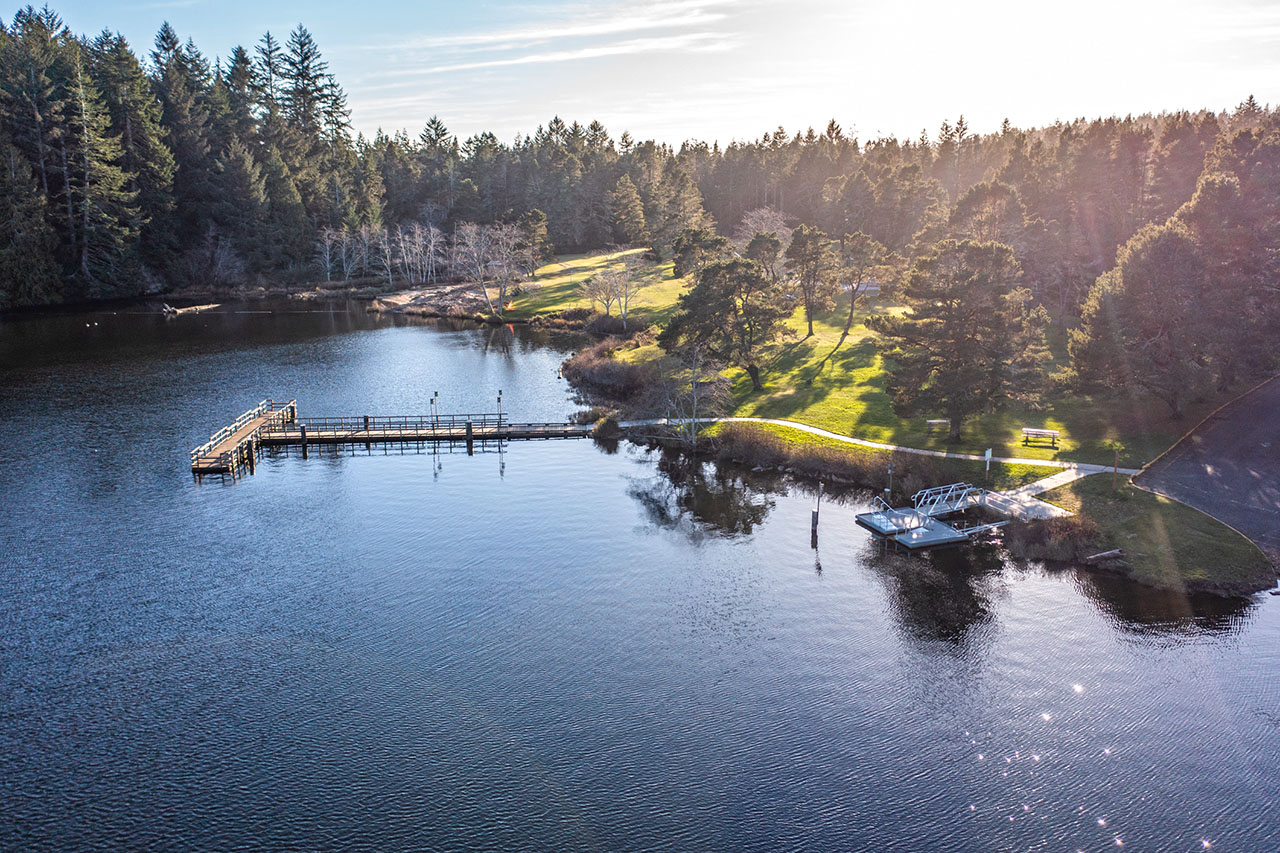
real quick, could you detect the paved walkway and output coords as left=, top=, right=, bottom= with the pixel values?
left=622, top=416, right=1141, bottom=522
left=1137, top=375, right=1280, bottom=562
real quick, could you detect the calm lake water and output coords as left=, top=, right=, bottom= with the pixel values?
left=1, top=302, right=1277, bottom=851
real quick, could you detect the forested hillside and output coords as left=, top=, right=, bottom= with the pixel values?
left=0, top=3, right=1274, bottom=353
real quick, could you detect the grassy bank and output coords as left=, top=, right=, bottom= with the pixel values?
left=710, top=421, right=1058, bottom=494
left=1036, top=474, right=1275, bottom=595
left=519, top=250, right=1239, bottom=468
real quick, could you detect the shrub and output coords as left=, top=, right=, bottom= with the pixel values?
left=592, top=415, right=622, bottom=439
left=585, top=313, right=627, bottom=335
left=561, top=338, right=654, bottom=401
left=1004, top=515, right=1103, bottom=563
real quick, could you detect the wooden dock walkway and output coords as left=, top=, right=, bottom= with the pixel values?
left=191, top=403, right=595, bottom=479
left=191, top=400, right=297, bottom=476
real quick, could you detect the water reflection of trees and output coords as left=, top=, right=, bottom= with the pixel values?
left=627, top=450, right=779, bottom=540
left=1071, top=570, right=1256, bottom=636
left=867, top=543, right=1008, bottom=648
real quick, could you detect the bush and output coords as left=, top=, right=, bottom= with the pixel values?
left=1004, top=515, right=1103, bottom=563
left=572, top=406, right=614, bottom=424
left=585, top=313, right=627, bottom=335
left=561, top=337, right=654, bottom=401
left=592, top=415, right=622, bottom=439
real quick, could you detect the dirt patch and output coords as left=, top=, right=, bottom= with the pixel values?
left=370, top=283, right=493, bottom=319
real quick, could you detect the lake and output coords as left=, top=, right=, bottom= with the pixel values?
left=1, top=302, right=1276, bottom=851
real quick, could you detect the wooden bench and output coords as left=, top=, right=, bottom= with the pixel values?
left=926, top=419, right=950, bottom=433
left=1021, top=427, right=1060, bottom=447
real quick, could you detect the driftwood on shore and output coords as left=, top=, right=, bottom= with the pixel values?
left=1083, top=549, right=1124, bottom=564
left=162, top=303, right=220, bottom=315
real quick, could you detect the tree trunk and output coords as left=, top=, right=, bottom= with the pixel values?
left=746, top=363, right=763, bottom=392
left=948, top=418, right=962, bottom=442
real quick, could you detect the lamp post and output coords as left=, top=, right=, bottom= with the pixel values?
left=497, top=390, right=503, bottom=431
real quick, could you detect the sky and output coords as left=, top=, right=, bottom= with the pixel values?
left=41, top=0, right=1280, bottom=145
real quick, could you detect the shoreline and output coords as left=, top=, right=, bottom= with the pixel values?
left=622, top=420, right=1276, bottom=599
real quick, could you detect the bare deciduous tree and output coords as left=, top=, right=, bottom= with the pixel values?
left=647, top=343, right=730, bottom=447
left=451, top=222, right=497, bottom=315
left=374, top=228, right=395, bottom=287
left=315, top=228, right=338, bottom=281
left=734, top=206, right=792, bottom=248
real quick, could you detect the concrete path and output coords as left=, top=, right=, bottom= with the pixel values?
left=622, top=415, right=1142, bottom=522
left=1137, top=375, right=1280, bottom=563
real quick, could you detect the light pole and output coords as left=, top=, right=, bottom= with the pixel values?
left=497, top=390, right=503, bottom=431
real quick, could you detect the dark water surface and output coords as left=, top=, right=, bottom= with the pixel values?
left=2, top=303, right=1277, bottom=851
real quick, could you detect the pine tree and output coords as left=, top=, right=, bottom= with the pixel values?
left=259, top=145, right=308, bottom=268
left=870, top=239, right=1048, bottom=439
left=87, top=30, right=174, bottom=271
left=608, top=173, right=647, bottom=244
left=151, top=22, right=216, bottom=258
left=0, top=140, right=59, bottom=306
left=784, top=224, right=838, bottom=337
left=63, top=50, right=139, bottom=291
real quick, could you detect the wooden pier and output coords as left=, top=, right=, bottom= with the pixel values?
left=191, top=399, right=297, bottom=477
left=191, top=401, right=595, bottom=479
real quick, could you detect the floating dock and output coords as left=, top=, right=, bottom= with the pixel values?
left=191, top=400, right=596, bottom=479
left=856, top=483, right=1006, bottom=551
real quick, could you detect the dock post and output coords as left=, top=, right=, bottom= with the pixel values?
left=248, top=440, right=255, bottom=474
left=466, top=421, right=474, bottom=456
left=364, top=414, right=371, bottom=451
left=301, top=424, right=308, bottom=459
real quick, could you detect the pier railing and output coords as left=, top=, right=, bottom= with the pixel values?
left=259, top=412, right=508, bottom=438
left=190, top=399, right=296, bottom=469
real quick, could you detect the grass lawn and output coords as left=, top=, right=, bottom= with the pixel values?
left=532, top=252, right=1240, bottom=468
left=710, top=420, right=1060, bottom=491
left=1037, top=474, right=1274, bottom=594
left=509, top=249, right=689, bottom=328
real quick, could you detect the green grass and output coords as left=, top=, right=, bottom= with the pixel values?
left=508, top=249, right=690, bottom=327
left=708, top=421, right=1059, bottom=491
left=1038, top=475, right=1274, bottom=594
left=532, top=252, right=1239, bottom=467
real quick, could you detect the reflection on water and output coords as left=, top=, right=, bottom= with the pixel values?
left=1073, top=569, right=1257, bottom=635
left=870, top=544, right=1009, bottom=646
left=1, top=303, right=1277, bottom=851
left=627, top=449, right=776, bottom=539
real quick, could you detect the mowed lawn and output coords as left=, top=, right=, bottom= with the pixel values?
left=1037, top=474, right=1274, bottom=593
left=508, top=249, right=687, bottom=327
left=518, top=253, right=1232, bottom=468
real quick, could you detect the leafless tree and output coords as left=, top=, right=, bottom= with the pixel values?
left=356, top=226, right=374, bottom=278
left=647, top=343, right=730, bottom=447
left=339, top=229, right=356, bottom=280
left=488, top=223, right=526, bottom=310
left=584, top=261, right=644, bottom=328
left=315, top=228, right=338, bottom=281
left=581, top=272, right=617, bottom=315
left=734, top=206, right=792, bottom=248
left=423, top=223, right=445, bottom=283
left=451, top=222, right=497, bottom=315
left=374, top=228, right=396, bottom=287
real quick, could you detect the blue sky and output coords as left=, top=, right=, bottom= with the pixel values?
left=42, top=0, right=1280, bottom=145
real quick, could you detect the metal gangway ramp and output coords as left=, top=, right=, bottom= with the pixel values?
left=911, top=482, right=986, bottom=517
